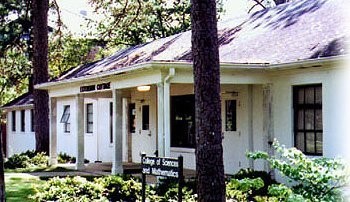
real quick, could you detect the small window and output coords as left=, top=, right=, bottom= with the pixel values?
left=142, top=105, right=149, bottom=130
left=11, top=111, right=16, bottom=132
left=86, top=103, right=93, bottom=133
left=293, top=84, right=322, bottom=155
left=109, top=102, right=113, bottom=143
left=225, top=100, right=237, bottom=131
left=20, top=110, right=25, bottom=132
left=30, top=109, right=34, bottom=132
left=60, top=105, right=70, bottom=133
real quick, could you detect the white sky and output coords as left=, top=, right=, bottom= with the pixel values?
left=56, top=0, right=253, bottom=35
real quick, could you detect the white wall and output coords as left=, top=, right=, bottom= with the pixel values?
left=6, top=108, right=35, bottom=156
left=269, top=67, right=348, bottom=182
left=56, top=98, right=77, bottom=158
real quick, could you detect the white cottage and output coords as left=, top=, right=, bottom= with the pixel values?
left=1, top=93, right=36, bottom=156
left=3, top=0, right=350, bottom=175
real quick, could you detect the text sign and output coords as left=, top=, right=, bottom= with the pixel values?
left=141, top=156, right=179, bottom=178
left=80, top=82, right=110, bottom=92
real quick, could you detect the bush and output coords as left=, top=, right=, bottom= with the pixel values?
left=94, top=175, right=141, bottom=201
left=4, top=153, right=30, bottom=169
left=4, top=150, right=48, bottom=169
left=226, top=177, right=264, bottom=201
left=231, top=168, right=276, bottom=197
left=57, top=152, right=73, bottom=163
left=248, top=140, right=349, bottom=201
left=31, top=176, right=105, bottom=202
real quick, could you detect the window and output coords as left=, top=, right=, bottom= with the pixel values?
left=110, top=102, right=113, bottom=143
left=20, top=110, right=25, bottom=132
left=293, top=84, right=322, bottom=155
left=31, top=109, right=34, bottom=132
left=129, top=103, right=136, bottom=133
left=142, top=105, right=149, bottom=130
left=60, top=105, right=70, bottom=133
left=171, top=95, right=195, bottom=148
left=225, top=100, right=237, bottom=131
left=11, top=111, right=16, bottom=132
left=86, top=103, right=93, bottom=133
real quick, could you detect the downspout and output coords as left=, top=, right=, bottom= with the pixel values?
left=163, top=68, right=175, bottom=157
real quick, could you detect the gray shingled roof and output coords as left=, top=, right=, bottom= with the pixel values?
left=57, top=0, right=348, bottom=81
left=1, top=92, right=33, bottom=109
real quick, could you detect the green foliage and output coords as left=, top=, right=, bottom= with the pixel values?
left=247, top=140, right=349, bottom=201
left=31, top=176, right=105, bottom=202
left=4, top=150, right=48, bottom=169
left=226, top=177, right=264, bottom=201
left=57, top=152, right=73, bottom=163
left=4, top=153, right=30, bottom=169
left=88, top=0, right=223, bottom=47
left=163, top=186, right=196, bottom=202
left=231, top=168, right=277, bottom=197
left=94, top=175, right=141, bottom=201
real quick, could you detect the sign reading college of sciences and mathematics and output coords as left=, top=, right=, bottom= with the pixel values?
left=141, top=156, right=179, bottom=178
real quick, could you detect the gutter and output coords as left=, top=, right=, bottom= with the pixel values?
left=35, top=55, right=346, bottom=90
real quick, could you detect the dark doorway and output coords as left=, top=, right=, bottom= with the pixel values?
left=171, top=94, right=195, bottom=148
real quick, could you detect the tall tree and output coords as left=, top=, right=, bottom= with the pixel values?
left=31, top=0, right=49, bottom=153
left=191, top=0, right=225, bottom=201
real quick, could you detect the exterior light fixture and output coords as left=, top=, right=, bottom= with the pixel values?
left=137, top=85, right=151, bottom=92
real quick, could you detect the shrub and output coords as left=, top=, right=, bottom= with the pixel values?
left=4, top=153, right=30, bottom=169
left=57, top=152, right=73, bottom=163
left=226, top=177, right=264, bottom=201
left=248, top=140, right=349, bottom=201
left=231, top=168, right=276, bottom=197
left=31, top=176, right=105, bottom=202
left=94, top=175, right=141, bottom=201
left=4, top=150, right=48, bottom=169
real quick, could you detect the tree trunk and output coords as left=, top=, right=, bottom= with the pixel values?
left=0, top=118, right=5, bottom=202
left=32, top=0, right=50, bottom=153
left=191, top=0, right=225, bottom=201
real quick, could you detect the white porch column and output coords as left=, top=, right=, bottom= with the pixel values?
left=122, top=98, right=128, bottom=162
left=49, top=97, right=58, bottom=165
left=75, top=94, right=85, bottom=170
left=163, top=82, right=171, bottom=157
left=262, top=84, right=274, bottom=171
left=157, top=83, right=164, bottom=157
left=112, top=89, right=123, bottom=174
left=247, top=85, right=254, bottom=169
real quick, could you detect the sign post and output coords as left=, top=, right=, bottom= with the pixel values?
left=141, top=154, right=184, bottom=202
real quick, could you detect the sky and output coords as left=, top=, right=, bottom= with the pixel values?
left=55, top=0, right=254, bottom=35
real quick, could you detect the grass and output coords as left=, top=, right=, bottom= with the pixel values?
left=5, top=173, right=44, bottom=202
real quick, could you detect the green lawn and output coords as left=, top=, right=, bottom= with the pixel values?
left=5, top=173, right=44, bottom=202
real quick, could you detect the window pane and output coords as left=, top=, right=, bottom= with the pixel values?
left=21, top=110, right=25, bottom=132
left=31, top=109, right=34, bottom=132
left=305, top=87, right=315, bottom=104
left=142, top=105, right=149, bottom=130
left=305, top=109, right=314, bottom=130
left=298, top=88, right=304, bottom=104
left=87, top=123, right=93, bottom=133
left=12, top=111, right=16, bottom=132
left=297, top=110, right=304, bottom=130
left=225, top=100, right=237, bottom=131
left=316, top=133, right=323, bottom=154
left=315, top=109, right=322, bottom=130
left=306, top=132, right=315, bottom=153
left=295, top=132, right=305, bottom=152
left=86, top=104, right=93, bottom=133
left=315, top=86, right=322, bottom=104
